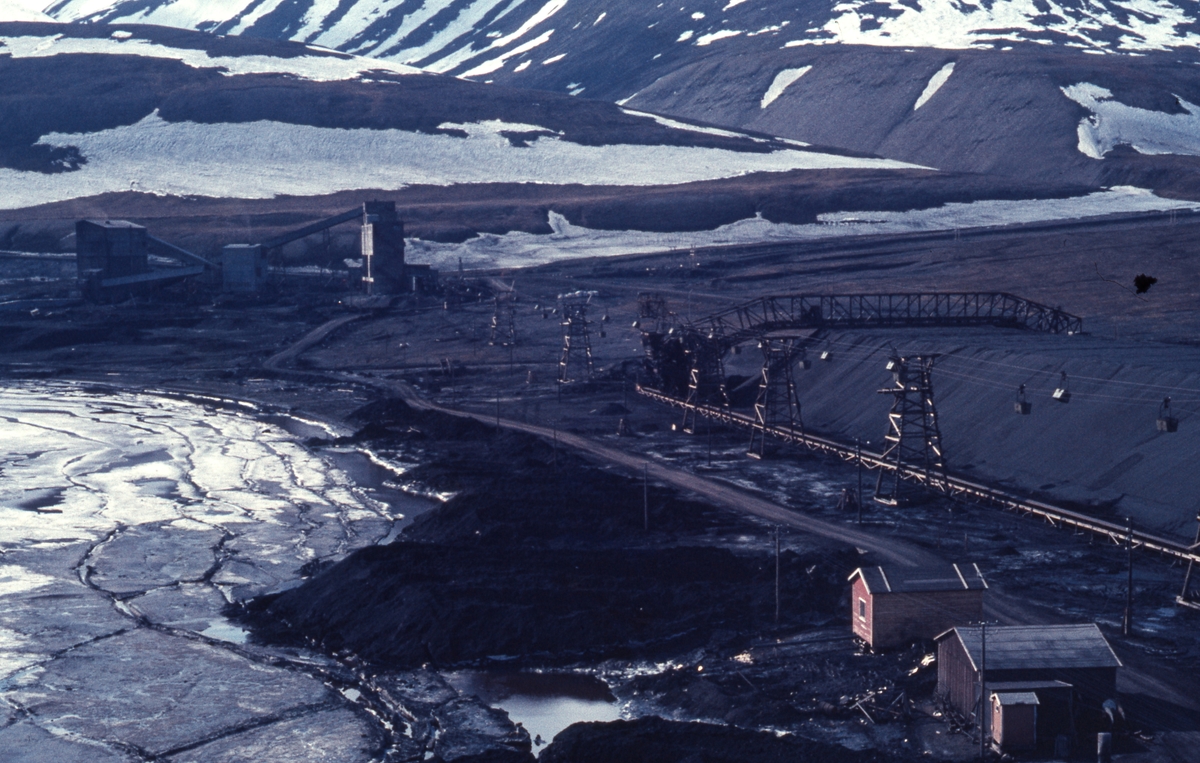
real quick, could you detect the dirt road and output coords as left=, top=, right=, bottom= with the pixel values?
left=277, top=314, right=1200, bottom=728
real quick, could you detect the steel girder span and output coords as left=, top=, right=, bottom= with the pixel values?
left=687, top=293, right=1082, bottom=350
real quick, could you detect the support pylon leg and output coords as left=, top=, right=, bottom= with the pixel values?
left=1178, top=516, right=1200, bottom=610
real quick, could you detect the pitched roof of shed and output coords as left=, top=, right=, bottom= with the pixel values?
left=849, top=563, right=987, bottom=594
left=936, top=624, right=1122, bottom=671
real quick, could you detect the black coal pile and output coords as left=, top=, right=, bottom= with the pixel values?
left=240, top=397, right=855, bottom=669
left=539, top=717, right=917, bottom=763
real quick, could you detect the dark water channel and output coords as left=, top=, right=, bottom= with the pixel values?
left=445, top=671, right=622, bottom=747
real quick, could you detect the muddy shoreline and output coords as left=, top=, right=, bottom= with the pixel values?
left=215, top=391, right=949, bottom=763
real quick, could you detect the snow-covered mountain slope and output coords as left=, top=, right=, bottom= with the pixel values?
left=29, top=0, right=1200, bottom=76
left=8, top=20, right=1106, bottom=254
left=620, top=44, right=1200, bottom=189
left=15, top=3, right=1200, bottom=191
left=0, top=21, right=937, bottom=213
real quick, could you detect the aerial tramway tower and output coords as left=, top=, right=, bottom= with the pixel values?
left=874, top=355, right=948, bottom=505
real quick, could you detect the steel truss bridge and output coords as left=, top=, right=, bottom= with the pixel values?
left=685, top=293, right=1082, bottom=348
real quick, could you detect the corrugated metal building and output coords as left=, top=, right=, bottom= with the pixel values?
left=849, top=563, right=986, bottom=648
left=76, top=220, right=149, bottom=282
left=936, top=624, right=1121, bottom=732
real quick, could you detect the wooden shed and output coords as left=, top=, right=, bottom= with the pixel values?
left=991, top=691, right=1038, bottom=751
left=935, top=624, right=1121, bottom=729
left=848, top=563, right=986, bottom=648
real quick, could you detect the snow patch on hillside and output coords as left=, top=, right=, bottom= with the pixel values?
left=620, top=109, right=760, bottom=140
left=914, top=62, right=955, bottom=110
left=0, top=33, right=421, bottom=80
left=0, top=1, right=53, bottom=22
left=461, top=27, right=554, bottom=77
left=760, top=66, right=812, bottom=109
left=407, top=187, right=1199, bottom=271
left=0, top=111, right=926, bottom=210
left=1062, top=83, right=1200, bottom=158
left=696, top=29, right=741, bottom=46
left=805, top=0, right=1200, bottom=52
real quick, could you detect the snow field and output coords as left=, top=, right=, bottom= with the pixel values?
left=405, top=187, right=1200, bottom=271
left=1062, top=82, right=1200, bottom=158
left=797, top=0, right=1200, bottom=52
left=0, top=112, right=924, bottom=210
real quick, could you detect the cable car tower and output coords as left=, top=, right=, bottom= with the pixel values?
left=490, top=289, right=516, bottom=347
left=748, top=337, right=805, bottom=458
left=874, top=355, right=948, bottom=505
left=557, top=291, right=595, bottom=383
left=1180, top=515, right=1200, bottom=610
left=681, top=337, right=727, bottom=433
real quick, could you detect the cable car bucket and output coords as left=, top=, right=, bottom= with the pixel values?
left=1157, top=396, right=1179, bottom=432
left=1052, top=372, right=1071, bottom=403
left=1014, top=384, right=1032, bottom=415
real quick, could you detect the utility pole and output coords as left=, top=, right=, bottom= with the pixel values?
left=774, top=527, right=781, bottom=624
left=980, top=621, right=988, bottom=761
left=1124, top=517, right=1134, bottom=636
left=707, top=418, right=713, bottom=466
left=496, top=392, right=501, bottom=429
left=856, top=438, right=863, bottom=524
left=643, top=462, right=649, bottom=531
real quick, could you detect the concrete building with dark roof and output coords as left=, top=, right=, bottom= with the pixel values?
left=935, top=623, right=1122, bottom=734
left=848, top=563, right=987, bottom=648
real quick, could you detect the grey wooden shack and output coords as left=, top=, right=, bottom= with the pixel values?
left=935, top=624, right=1121, bottom=727
left=991, top=691, right=1039, bottom=751
left=849, top=563, right=986, bottom=648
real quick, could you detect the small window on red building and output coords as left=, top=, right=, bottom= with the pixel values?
left=858, top=598, right=867, bottom=620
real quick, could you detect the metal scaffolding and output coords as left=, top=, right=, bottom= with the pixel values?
left=1179, top=516, right=1200, bottom=610
left=557, top=294, right=594, bottom=383
left=681, top=338, right=727, bottom=433
left=748, top=338, right=805, bottom=458
left=874, top=355, right=948, bottom=505
left=489, top=291, right=516, bottom=346
left=636, top=293, right=671, bottom=334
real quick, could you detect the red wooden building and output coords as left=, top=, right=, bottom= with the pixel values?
left=848, top=563, right=987, bottom=649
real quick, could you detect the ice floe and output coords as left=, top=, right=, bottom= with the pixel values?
left=1062, top=82, right=1200, bottom=158
left=0, top=383, right=373, bottom=548
left=405, top=187, right=1199, bottom=271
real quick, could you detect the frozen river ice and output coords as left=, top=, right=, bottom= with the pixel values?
left=0, top=383, right=417, bottom=761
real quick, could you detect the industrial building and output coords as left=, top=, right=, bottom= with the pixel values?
left=848, top=563, right=986, bottom=649
left=76, top=201, right=436, bottom=301
left=76, top=219, right=210, bottom=300
left=936, top=624, right=1122, bottom=753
